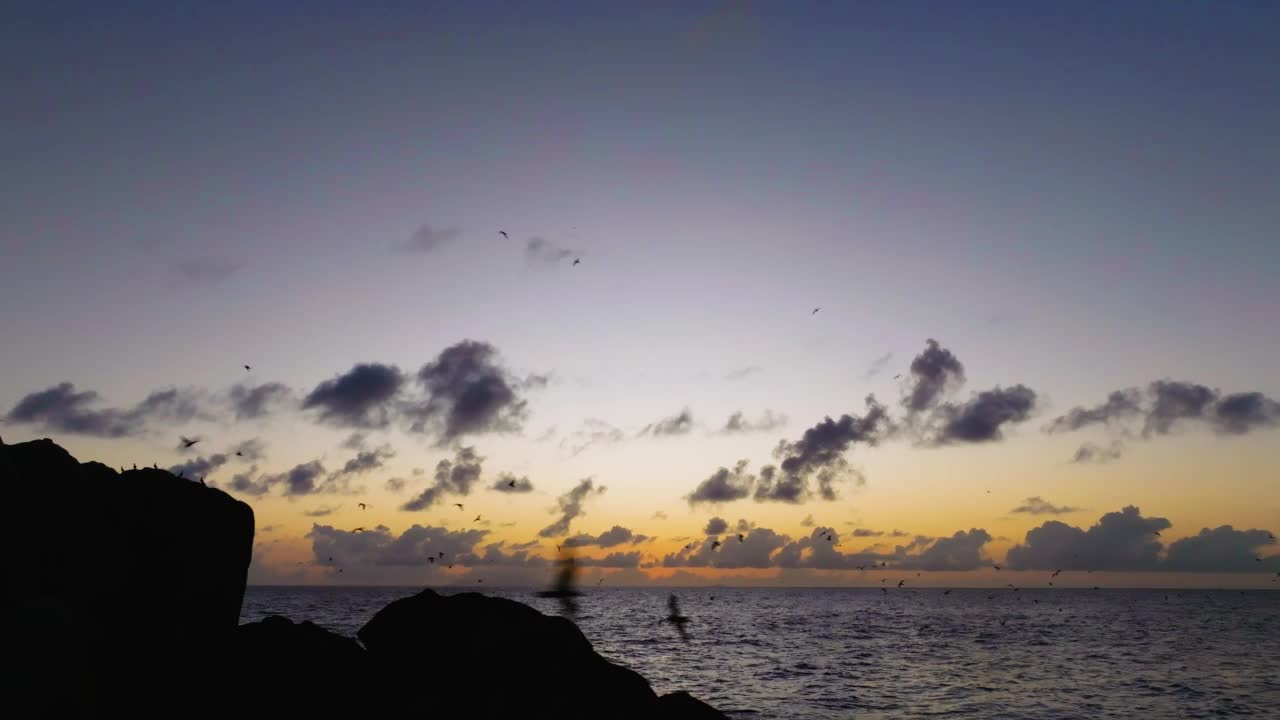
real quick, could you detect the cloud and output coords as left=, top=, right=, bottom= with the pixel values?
left=412, top=467, right=426, bottom=476
left=302, top=363, right=404, bottom=429
left=1071, top=441, right=1124, bottom=464
left=456, top=542, right=550, bottom=568
left=169, top=453, right=229, bottom=479
left=384, top=477, right=407, bottom=493
left=401, top=447, right=484, bottom=511
left=398, top=224, right=461, bottom=254
left=652, top=511, right=668, bottom=520
left=641, top=408, right=694, bottom=437
left=686, top=460, right=756, bottom=505
left=1163, top=526, right=1278, bottom=572
left=1011, top=496, right=1081, bottom=516
left=894, top=529, right=992, bottom=571
left=225, top=466, right=270, bottom=496
left=491, top=473, right=534, bottom=493
left=407, top=340, right=534, bottom=442
left=524, top=237, right=577, bottom=264
left=5, top=382, right=210, bottom=437
left=310, top=523, right=488, bottom=567
left=1045, top=389, right=1143, bottom=433
left=903, top=339, right=965, bottom=412
left=563, top=418, right=626, bottom=456
left=864, top=352, right=893, bottom=380
left=232, top=438, right=267, bottom=461
left=703, top=517, right=729, bottom=535
left=1145, top=380, right=1218, bottom=436
left=762, top=394, right=892, bottom=502
left=726, top=366, right=761, bottom=381
left=1006, top=506, right=1171, bottom=571
left=850, top=528, right=884, bottom=537
left=800, top=514, right=815, bottom=527
left=926, top=385, right=1038, bottom=445
left=663, top=528, right=791, bottom=569
left=261, top=460, right=334, bottom=497
left=720, top=409, right=787, bottom=434
left=563, top=525, right=646, bottom=549
left=332, top=445, right=395, bottom=480
left=175, top=258, right=243, bottom=284
left=538, top=478, right=606, bottom=538
left=1210, top=392, right=1280, bottom=435
left=228, top=382, right=293, bottom=420
left=304, top=505, right=341, bottom=517
left=577, top=552, right=642, bottom=568
left=340, top=432, right=367, bottom=450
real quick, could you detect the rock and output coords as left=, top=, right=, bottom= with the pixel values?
left=658, top=691, right=732, bottom=719
left=359, top=589, right=661, bottom=719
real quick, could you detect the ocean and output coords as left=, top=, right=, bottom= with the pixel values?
left=242, top=586, right=1280, bottom=719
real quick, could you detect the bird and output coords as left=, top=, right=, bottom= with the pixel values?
left=663, top=594, right=691, bottom=641
left=1051, top=569, right=1061, bottom=578
left=943, top=590, right=952, bottom=596
left=556, top=544, right=562, bottom=551
left=454, top=503, right=464, bottom=510
left=328, top=556, right=334, bottom=563
left=737, top=533, right=745, bottom=543
left=1268, top=532, right=1276, bottom=540
left=448, top=564, right=454, bottom=569
left=993, top=565, right=1001, bottom=571
left=428, top=557, right=435, bottom=563
left=999, top=618, right=1008, bottom=626
left=243, top=365, right=251, bottom=371
left=353, top=527, right=365, bottom=533
left=880, top=587, right=888, bottom=594
left=572, top=258, right=581, bottom=266
left=508, top=478, right=516, bottom=488
left=477, top=579, right=483, bottom=583
left=177, top=471, right=184, bottom=478
left=235, top=452, right=243, bottom=457
left=499, top=231, right=509, bottom=239
left=811, top=307, right=821, bottom=315
left=132, top=463, right=137, bottom=470
left=180, top=436, right=199, bottom=449
left=1153, top=531, right=1161, bottom=537
left=597, top=578, right=604, bottom=585
left=438, top=551, right=444, bottom=559
left=199, top=476, right=206, bottom=486
left=825, top=533, right=833, bottom=542
left=474, top=515, right=482, bottom=522
left=358, top=502, right=367, bottom=510
left=1256, top=557, right=1264, bottom=563
left=538, top=556, right=583, bottom=615
left=985, top=490, right=992, bottom=494
left=893, top=373, right=902, bottom=379
left=711, top=540, right=722, bottom=550
left=897, top=579, right=905, bottom=588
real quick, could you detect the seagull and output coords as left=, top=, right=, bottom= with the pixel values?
left=943, top=589, right=952, bottom=596
left=474, top=515, right=482, bottom=522
left=428, top=557, right=435, bottom=563
left=572, top=258, right=581, bottom=266
left=508, top=478, right=516, bottom=488
left=1153, top=531, right=1161, bottom=537
left=880, top=587, right=888, bottom=594
left=897, top=579, right=905, bottom=588
left=893, top=373, right=902, bottom=379
left=1051, top=569, right=1061, bottom=578
left=132, top=463, right=137, bottom=470
left=199, top=476, right=206, bottom=486
left=993, top=565, right=1001, bottom=571
left=711, top=540, right=722, bottom=550
left=358, top=503, right=367, bottom=510
left=663, top=594, right=691, bottom=641
left=180, top=436, right=200, bottom=449
left=499, top=231, right=509, bottom=239
left=811, top=307, right=820, bottom=315
left=243, top=365, right=251, bottom=371
left=438, top=551, right=444, bottom=558
left=353, top=527, right=365, bottom=533
left=235, top=451, right=243, bottom=457
left=454, top=503, right=464, bottom=510
left=737, top=533, right=745, bottom=543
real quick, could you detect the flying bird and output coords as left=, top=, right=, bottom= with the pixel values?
left=199, top=476, right=206, bottom=486
left=474, top=515, right=482, bottom=522
left=893, top=373, right=902, bottom=379
left=711, top=540, right=722, bottom=550
left=943, top=590, right=952, bottom=596
left=499, top=231, right=509, bottom=239
left=663, top=594, right=691, bottom=641
left=428, top=557, right=435, bottom=563
left=438, top=551, right=444, bottom=558
left=243, top=365, right=251, bottom=371
left=880, top=587, right=888, bottom=594
left=358, top=503, right=367, bottom=510
left=180, top=436, right=200, bottom=449
left=737, top=533, right=745, bottom=543
left=811, top=307, right=820, bottom=315
left=1051, top=569, right=1061, bottom=578
left=508, top=478, right=516, bottom=488
left=235, top=452, right=243, bottom=457
left=454, top=503, right=464, bottom=510
left=536, top=555, right=583, bottom=616
left=993, top=565, right=1001, bottom=571
left=572, top=258, right=581, bottom=266
left=1153, top=531, right=1161, bottom=537
left=897, top=579, right=905, bottom=588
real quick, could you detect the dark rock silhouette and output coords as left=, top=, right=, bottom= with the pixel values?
left=1, top=438, right=727, bottom=719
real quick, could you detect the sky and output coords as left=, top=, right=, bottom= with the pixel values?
left=2, top=1, right=1278, bottom=588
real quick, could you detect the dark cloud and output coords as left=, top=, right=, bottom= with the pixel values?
left=663, top=528, right=791, bottom=569
left=408, top=340, right=532, bottom=442
left=332, top=445, right=395, bottom=479
left=903, top=339, right=965, bottom=412
left=175, top=257, right=243, bottom=284
left=864, top=352, right=894, bottom=380
left=1145, top=380, right=1218, bottom=436
left=850, top=528, right=884, bottom=537
left=340, top=432, right=367, bottom=450
left=563, top=525, right=646, bottom=549
left=261, top=460, right=332, bottom=497
left=1045, top=388, right=1143, bottom=433
left=703, top=517, right=728, bottom=535
left=894, top=529, right=992, bottom=571
left=524, top=237, right=576, bottom=264
left=1210, top=392, right=1280, bottom=435
left=384, top=477, right=407, bottom=493
left=401, top=447, right=484, bottom=512
left=577, top=552, right=642, bottom=568
left=399, top=224, right=461, bottom=254
left=5, top=382, right=210, bottom=437
left=686, top=460, right=756, bottom=505
left=564, top=418, right=626, bottom=456
left=224, top=466, right=270, bottom=496
left=1163, top=526, right=1278, bottom=572
left=1006, top=506, right=1171, bottom=571
left=800, top=514, right=815, bottom=527
left=229, top=382, right=293, bottom=420
left=310, top=524, right=487, bottom=567
left=1011, top=496, right=1081, bottom=516
left=1071, top=441, right=1124, bottom=464
left=304, top=505, right=341, bottom=517
left=456, top=542, right=550, bottom=568
left=302, top=363, right=404, bottom=429
left=169, top=453, right=229, bottom=479
left=641, top=408, right=694, bottom=437
left=763, top=395, right=892, bottom=502
left=720, top=409, right=787, bottom=434
left=538, top=478, right=606, bottom=538
left=927, top=385, right=1038, bottom=444
left=233, top=438, right=267, bottom=461
left=491, top=473, right=534, bottom=493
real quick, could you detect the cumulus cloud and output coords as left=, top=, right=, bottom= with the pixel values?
left=304, top=505, right=341, bottom=517
left=1011, top=496, right=1080, bottom=516
left=262, top=460, right=334, bottom=497
left=663, top=528, right=791, bottom=569
left=563, top=418, right=626, bottom=456
left=903, top=339, right=965, bottom=412
left=849, top=528, right=884, bottom=537
left=1145, top=380, right=1218, bottom=436
left=232, top=438, right=267, bottom=461
left=384, top=477, right=407, bottom=493
left=703, top=517, right=729, bottom=535
left=491, top=473, right=534, bottom=493
left=225, top=466, right=270, bottom=496
left=229, top=382, right=293, bottom=420
left=763, top=394, right=892, bottom=502
left=1163, top=526, right=1278, bottom=572
left=1045, top=389, right=1143, bottom=433
left=577, top=552, right=642, bottom=568
left=926, top=385, right=1038, bottom=445
left=1006, top=506, right=1171, bottom=571
left=524, top=237, right=577, bottom=264
left=563, top=525, right=647, bottom=549
left=398, top=224, right=461, bottom=254
left=406, top=340, right=534, bottom=442
left=641, top=408, right=694, bottom=437
left=720, top=409, right=787, bottom=434
left=686, top=460, right=756, bottom=505
left=894, top=529, right=992, bottom=571
left=1071, top=441, right=1124, bottom=464
left=341, top=432, right=367, bottom=450
left=5, top=382, right=210, bottom=437
left=169, top=453, right=229, bottom=480
left=538, top=478, right=606, bottom=538
left=332, top=445, right=395, bottom=480
left=456, top=542, right=550, bottom=568
left=1210, top=392, right=1280, bottom=435
left=302, top=363, right=404, bottom=429
left=310, top=524, right=488, bottom=567
left=401, top=447, right=484, bottom=512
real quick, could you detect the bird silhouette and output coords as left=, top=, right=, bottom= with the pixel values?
left=664, top=594, right=691, bottom=641
left=893, top=373, right=902, bottom=379
left=943, top=590, right=952, bottom=596
left=180, top=436, right=199, bottom=449
left=508, top=478, right=516, bottom=488
left=737, top=533, right=745, bottom=543
left=438, top=551, right=444, bottom=558
left=880, top=587, right=888, bottom=594
left=454, top=503, right=464, bottom=510
left=353, top=527, right=365, bottom=533
left=474, top=515, right=482, bottom=522
left=199, top=476, right=206, bottom=486
left=1051, top=569, right=1061, bottom=578
left=358, top=503, right=367, bottom=510
left=428, top=557, right=435, bottom=563
left=711, top=540, right=722, bottom=550
left=243, top=365, right=251, bottom=371
left=499, top=231, right=508, bottom=239
left=993, top=565, right=1001, bottom=570
left=235, top=451, right=243, bottom=457
left=536, top=555, right=582, bottom=616
left=132, top=463, right=137, bottom=470
left=897, top=579, right=905, bottom=588
left=1153, top=531, right=1161, bottom=537
left=811, top=307, right=821, bottom=315
left=572, top=258, right=581, bottom=266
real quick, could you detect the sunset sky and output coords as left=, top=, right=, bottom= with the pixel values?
left=3, top=2, right=1278, bottom=588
